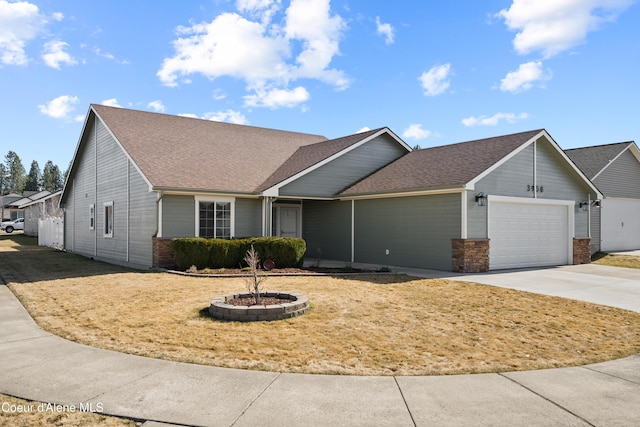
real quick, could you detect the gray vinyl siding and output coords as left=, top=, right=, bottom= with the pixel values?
left=589, top=206, right=601, bottom=254
left=354, top=194, right=460, bottom=270
left=162, top=195, right=195, bottom=237
left=235, top=198, right=262, bottom=237
left=594, top=150, right=640, bottom=198
left=65, top=118, right=97, bottom=257
left=470, top=137, right=596, bottom=239
left=303, top=200, right=352, bottom=261
left=128, top=165, right=157, bottom=267
left=63, top=115, right=157, bottom=268
left=279, top=134, right=408, bottom=197
left=63, top=179, right=75, bottom=251
left=95, top=119, right=128, bottom=262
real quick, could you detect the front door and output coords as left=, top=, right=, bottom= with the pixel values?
left=277, top=206, right=301, bottom=238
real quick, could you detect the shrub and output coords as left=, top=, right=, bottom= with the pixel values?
left=171, top=237, right=306, bottom=270
left=171, top=238, right=212, bottom=270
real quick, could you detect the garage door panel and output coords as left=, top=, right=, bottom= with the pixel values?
left=490, top=200, right=570, bottom=270
left=601, top=199, right=640, bottom=252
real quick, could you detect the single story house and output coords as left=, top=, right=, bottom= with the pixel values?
left=61, top=105, right=601, bottom=272
left=21, top=190, right=63, bottom=245
left=0, top=193, right=23, bottom=221
left=565, top=141, right=640, bottom=253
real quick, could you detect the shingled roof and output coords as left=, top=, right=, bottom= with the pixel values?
left=340, top=129, right=544, bottom=197
left=565, top=142, right=634, bottom=179
left=257, top=127, right=387, bottom=191
left=90, top=104, right=327, bottom=194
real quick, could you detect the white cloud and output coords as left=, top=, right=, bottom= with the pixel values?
left=0, top=0, right=46, bottom=65
left=356, top=127, right=371, bottom=133
left=244, top=85, right=310, bottom=108
left=500, top=61, right=552, bottom=93
left=147, top=100, right=165, bottom=113
left=42, top=40, right=76, bottom=69
left=375, top=16, right=394, bottom=45
left=419, top=64, right=451, bottom=96
left=101, top=98, right=122, bottom=107
left=497, top=0, right=634, bottom=58
left=157, top=0, right=348, bottom=108
left=402, top=124, right=432, bottom=140
left=38, top=95, right=79, bottom=119
left=462, top=112, right=529, bottom=127
left=203, top=109, right=248, bottom=124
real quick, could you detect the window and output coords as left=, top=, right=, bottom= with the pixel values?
left=89, top=204, right=95, bottom=230
left=103, top=201, right=113, bottom=238
left=196, top=197, right=233, bottom=238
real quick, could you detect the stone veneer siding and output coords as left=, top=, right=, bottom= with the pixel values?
left=451, top=239, right=490, bottom=273
left=153, top=237, right=177, bottom=268
left=573, top=238, right=591, bottom=265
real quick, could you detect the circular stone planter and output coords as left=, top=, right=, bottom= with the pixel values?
left=209, top=292, right=309, bottom=322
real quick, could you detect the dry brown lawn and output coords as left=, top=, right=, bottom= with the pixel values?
left=2, top=235, right=640, bottom=376
left=0, top=393, right=135, bottom=427
left=592, top=252, right=640, bottom=269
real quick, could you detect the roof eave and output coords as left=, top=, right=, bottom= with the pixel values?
left=339, top=185, right=466, bottom=200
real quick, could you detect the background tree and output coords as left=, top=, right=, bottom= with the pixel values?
left=24, top=160, right=41, bottom=191
left=0, top=163, right=7, bottom=195
left=42, top=161, right=63, bottom=191
left=4, top=151, right=26, bottom=194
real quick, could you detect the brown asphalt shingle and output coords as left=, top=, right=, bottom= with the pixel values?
left=340, top=129, right=544, bottom=196
left=565, top=142, right=633, bottom=179
left=91, top=104, right=327, bottom=193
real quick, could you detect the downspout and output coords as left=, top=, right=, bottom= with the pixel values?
left=155, top=191, right=164, bottom=238
left=351, top=200, right=355, bottom=263
left=533, top=139, right=537, bottom=199
left=587, top=193, right=591, bottom=238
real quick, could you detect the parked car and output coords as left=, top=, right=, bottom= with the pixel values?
left=0, top=218, right=24, bottom=233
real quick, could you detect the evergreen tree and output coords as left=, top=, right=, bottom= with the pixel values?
left=0, top=163, right=7, bottom=195
left=43, top=161, right=63, bottom=191
left=24, top=160, right=41, bottom=191
left=4, top=151, right=25, bottom=194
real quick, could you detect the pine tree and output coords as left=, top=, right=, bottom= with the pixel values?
left=24, top=160, right=41, bottom=191
left=0, top=163, right=7, bottom=195
left=43, top=161, right=63, bottom=191
left=4, top=151, right=26, bottom=194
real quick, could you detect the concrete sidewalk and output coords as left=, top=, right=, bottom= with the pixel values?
left=2, top=267, right=640, bottom=426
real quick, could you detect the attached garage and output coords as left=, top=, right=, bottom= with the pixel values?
left=600, top=198, right=640, bottom=252
left=488, top=196, right=574, bottom=270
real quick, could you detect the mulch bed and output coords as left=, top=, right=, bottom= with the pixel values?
left=225, top=296, right=292, bottom=306
left=183, top=266, right=380, bottom=275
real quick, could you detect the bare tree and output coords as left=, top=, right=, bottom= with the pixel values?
left=243, top=245, right=267, bottom=305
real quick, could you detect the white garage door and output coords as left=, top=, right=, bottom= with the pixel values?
left=601, top=198, right=640, bottom=252
left=489, top=197, right=572, bottom=270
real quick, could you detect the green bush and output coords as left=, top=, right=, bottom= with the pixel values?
left=171, top=237, right=306, bottom=270
left=171, top=238, right=212, bottom=270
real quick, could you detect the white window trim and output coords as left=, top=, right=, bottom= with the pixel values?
left=89, top=204, right=95, bottom=231
left=195, top=196, right=235, bottom=238
left=103, top=201, right=114, bottom=238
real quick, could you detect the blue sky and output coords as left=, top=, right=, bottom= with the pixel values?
left=1, top=0, right=639, bottom=171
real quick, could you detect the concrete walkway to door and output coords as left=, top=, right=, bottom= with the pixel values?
left=2, top=263, right=640, bottom=426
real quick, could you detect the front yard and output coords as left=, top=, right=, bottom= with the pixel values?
left=2, top=235, right=640, bottom=376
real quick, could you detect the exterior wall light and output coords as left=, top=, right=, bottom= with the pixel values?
left=475, top=192, right=487, bottom=207
left=579, top=201, right=589, bottom=211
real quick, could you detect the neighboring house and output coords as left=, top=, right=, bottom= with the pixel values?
left=566, top=141, right=640, bottom=253
left=61, top=105, right=600, bottom=272
left=0, top=193, right=22, bottom=221
left=21, top=191, right=63, bottom=244
left=2, top=190, right=51, bottom=224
